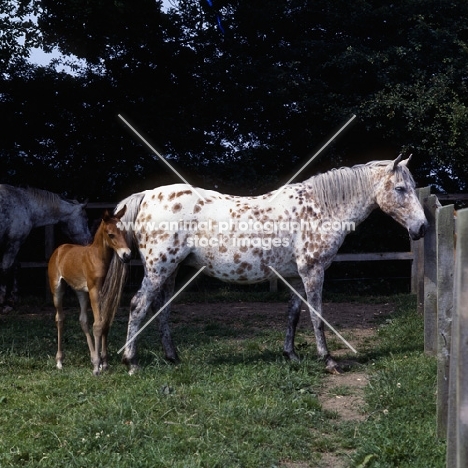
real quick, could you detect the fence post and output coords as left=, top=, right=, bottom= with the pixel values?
left=423, top=194, right=440, bottom=355
left=446, top=208, right=468, bottom=467
left=416, top=187, right=430, bottom=312
left=435, top=204, right=454, bottom=438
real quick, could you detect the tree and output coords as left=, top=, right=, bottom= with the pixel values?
left=2, top=0, right=468, bottom=200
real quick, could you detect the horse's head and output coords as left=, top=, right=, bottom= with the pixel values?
left=102, top=205, right=131, bottom=263
left=374, top=155, right=428, bottom=240
left=62, top=200, right=92, bottom=245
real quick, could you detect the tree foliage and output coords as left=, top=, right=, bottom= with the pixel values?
left=1, top=0, right=468, bottom=199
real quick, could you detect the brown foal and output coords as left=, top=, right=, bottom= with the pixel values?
left=48, top=206, right=131, bottom=375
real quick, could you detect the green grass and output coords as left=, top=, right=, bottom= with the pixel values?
left=351, top=295, right=446, bottom=468
left=0, top=302, right=339, bottom=468
left=0, top=293, right=446, bottom=467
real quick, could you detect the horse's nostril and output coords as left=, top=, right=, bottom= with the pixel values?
left=419, top=223, right=427, bottom=238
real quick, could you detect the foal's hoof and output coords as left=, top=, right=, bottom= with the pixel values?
left=128, top=364, right=140, bottom=376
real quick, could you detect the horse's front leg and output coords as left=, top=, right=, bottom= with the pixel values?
left=283, top=280, right=304, bottom=361
left=155, top=271, right=179, bottom=363
left=0, top=241, right=22, bottom=311
left=122, top=275, right=158, bottom=374
left=0, top=266, right=16, bottom=313
left=301, top=265, right=342, bottom=374
left=0, top=268, right=8, bottom=310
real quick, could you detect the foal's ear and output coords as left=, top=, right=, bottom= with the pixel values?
left=114, top=205, right=127, bottom=220
left=102, top=210, right=111, bottom=222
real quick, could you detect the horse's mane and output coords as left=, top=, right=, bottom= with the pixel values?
left=25, top=187, right=74, bottom=209
left=302, top=160, right=414, bottom=212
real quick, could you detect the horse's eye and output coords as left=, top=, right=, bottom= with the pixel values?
left=108, top=233, right=115, bottom=239
left=395, top=186, right=406, bottom=193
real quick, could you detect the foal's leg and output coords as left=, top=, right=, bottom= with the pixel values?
left=52, top=279, right=66, bottom=369
left=122, top=274, right=159, bottom=374
left=75, top=290, right=98, bottom=373
left=301, top=265, right=342, bottom=374
left=283, top=280, right=304, bottom=361
left=89, top=287, right=104, bottom=376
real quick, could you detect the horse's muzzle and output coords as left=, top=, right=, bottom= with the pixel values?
left=410, top=221, right=428, bottom=241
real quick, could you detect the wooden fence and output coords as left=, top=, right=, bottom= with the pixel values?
left=414, top=190, right=468, bottom=467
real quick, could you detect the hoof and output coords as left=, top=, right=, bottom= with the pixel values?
left=165, top=354, right=180, bottom=364
left=326, top=364, right=345, bottom=375
left=325, top=356, right=344, bottom=374
left=56, top=362, right=63, bottom=370
left=128, top=364, right=140, bottom=376
left=283, top=350, right=301, bottom=362
left=93, top=368, right=101, bottom=376
left=0, top=305, right=13, bottom=315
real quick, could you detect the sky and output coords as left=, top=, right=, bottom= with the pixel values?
left=29, top=0, right=176, bottom=66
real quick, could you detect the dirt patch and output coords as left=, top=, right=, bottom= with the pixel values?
left=171, top=300, right=395, bottom=468
left=171, top=300, right=394, bottom=336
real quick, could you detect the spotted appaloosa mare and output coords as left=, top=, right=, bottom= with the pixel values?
left=48, top=207, right=131, bottom=375
left=0, top=185, right=91, bottom=312
left=105, top=155, right=427, bottom=374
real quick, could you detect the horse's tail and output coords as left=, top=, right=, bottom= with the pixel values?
left=99, top=191, right=146, bottom=325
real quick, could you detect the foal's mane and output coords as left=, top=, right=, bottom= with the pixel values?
left=302, top=160, right=412, bottom=212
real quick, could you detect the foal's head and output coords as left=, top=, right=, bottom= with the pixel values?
left=374, top=155, right=428, bottom=240
left=101, top=205, right=131, bottom=263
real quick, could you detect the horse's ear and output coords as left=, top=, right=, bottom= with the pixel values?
left=399, top=154, right=412, bottom=167
left=386, top=154, right=403, bottom=173
left=114, top=205, right=127, bottom=220
left=81, top=198, right=89, bottom=208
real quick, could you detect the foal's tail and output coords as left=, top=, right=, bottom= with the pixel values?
left=99, top=191, right=146, bottom=325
